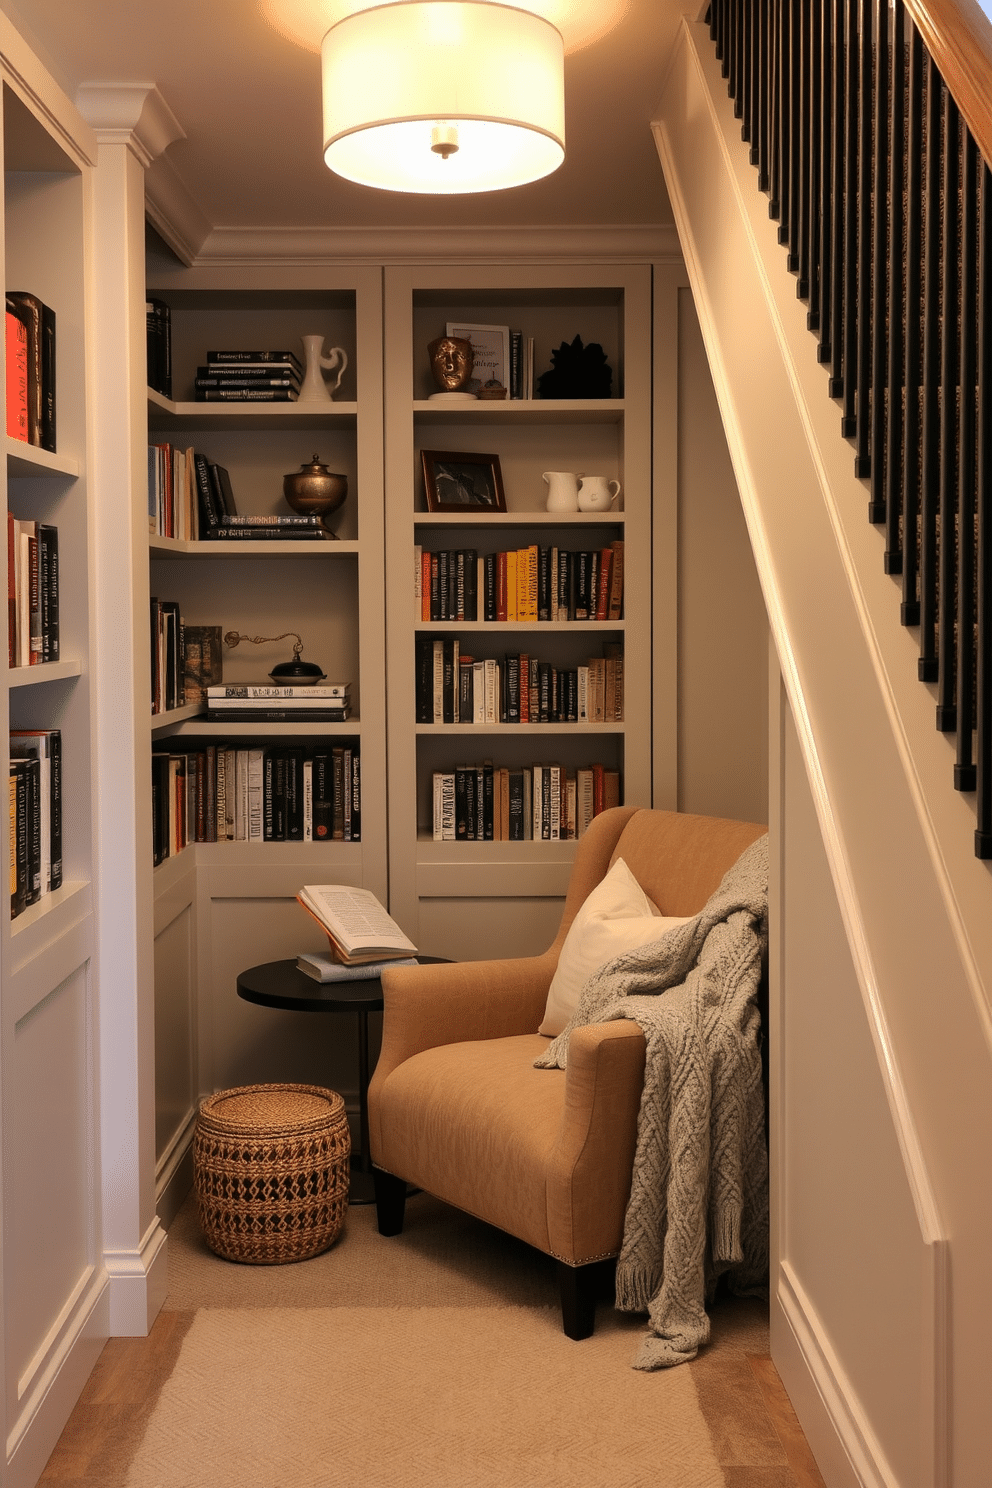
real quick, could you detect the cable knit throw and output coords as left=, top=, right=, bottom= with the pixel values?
left=534, top=834, right=769, bottom=1370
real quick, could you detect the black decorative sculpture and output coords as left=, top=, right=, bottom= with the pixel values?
left=536, top=335, right=613, bottom=399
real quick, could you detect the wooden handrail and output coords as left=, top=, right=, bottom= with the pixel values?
left=907, top=0, right=992, bottom=169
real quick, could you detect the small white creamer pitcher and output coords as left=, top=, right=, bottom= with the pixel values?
left=542, top=471, right=582, bottom=512
left=298, top=335, right=348, bottom=402
left=577, top=475, right=622, bottom=512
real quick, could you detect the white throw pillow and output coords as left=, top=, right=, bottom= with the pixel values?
left=538, top=857, right=694, bottom=1037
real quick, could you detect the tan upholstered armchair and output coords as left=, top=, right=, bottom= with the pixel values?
left=369, top=806, right=767, bottom=1339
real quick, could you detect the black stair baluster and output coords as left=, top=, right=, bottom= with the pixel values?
left=956, top=130, right=978, bottom=791
left=757, top=0, right=770, bottom=189
left=734, top=0, right=745, bottom=115
left=711, top=0, right=722, bottom=56
left=841, top=0, right=860, bottom=425
left=778, top=0, right=793, bottom=243
left=866, top=0, right=890, bottom=510
left=977, top=159, right=992, bottom=855
left=853, top=0, right=874, bottom=470
left=815, top=0, right=833, bottom=350
left=885, top=0, right=906, bottom=574
left=902, top=19, right=924, bottom=626
left=918, top=54, right=943, bottom=685
left=742, top=0, right=753, bottom=145
left=796, top=0, right=812, bottom=296
left=769, top=0, right=782, bottom=217
left=806, top=0, right=824, bottom=327
left=787, top=0, right=802, bottom=270
left=828, top=0, right=847, bottom=381
left=936, top=87, right=960, bottom=732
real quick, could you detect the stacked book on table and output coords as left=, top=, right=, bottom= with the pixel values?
left=204, top=682, right=352, bottom=723
left=194, top=350, right=302, bottom=402
left=296, top=884, right=418, bottom=982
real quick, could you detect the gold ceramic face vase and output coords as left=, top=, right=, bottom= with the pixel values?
left=428, top=335, right=474, bottom=392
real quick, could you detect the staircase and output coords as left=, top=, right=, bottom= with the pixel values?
left=707, top=0, right=992, bottom=857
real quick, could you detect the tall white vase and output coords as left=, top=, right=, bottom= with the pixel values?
left=298, top=335, right=348, bottom=402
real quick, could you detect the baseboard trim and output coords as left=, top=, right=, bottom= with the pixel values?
left=774, top=1262, right=899, bottom=1488
left=5, top=1270, right=108, bottom=1488
left=105, top=1216, right=169, bottom=1337
left=156, top=1109, right=197, bottom=1227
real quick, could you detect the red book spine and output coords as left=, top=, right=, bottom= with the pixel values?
left=595, top=548, right=612, bottom=621
left=5, top=311, right=28, bottom=442
left=421, top=549, right=431, bottom=622
left=592, top=762, right=605, bottom=817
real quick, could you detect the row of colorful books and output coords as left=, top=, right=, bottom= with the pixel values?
left=151, top=742, right=361, bottom=862
left=432, top=760, right=620, bottom=842
left=193, top=349, right=303, bottom=402
left=9, top=729, right=62, bottom=918
left=416, top=637, right=623, bottom=724
left=148, top=443, right=326, bottom=541
left=415, top=541, right=623, bottom=623
left=7, top=515, right=58, bottom=668
left=5, top=291, right=56, bottom=452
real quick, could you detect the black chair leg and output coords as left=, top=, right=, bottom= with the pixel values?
left=373, top=1167, right=407, bottom=1236
left=558, top=1261, right=599, bottom=1340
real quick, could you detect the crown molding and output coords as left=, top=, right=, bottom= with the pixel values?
left=187, top=221, right=684, bottom=267
left=144, top=155, right=212, bottom=266
left=75, top=82, right=185, bottom=168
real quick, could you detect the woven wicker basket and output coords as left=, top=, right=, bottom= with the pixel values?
left=193, top=1083, right=351, bottom=1264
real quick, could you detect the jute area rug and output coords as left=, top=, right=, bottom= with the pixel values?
left=118, top=1191, right=782, bottom=1488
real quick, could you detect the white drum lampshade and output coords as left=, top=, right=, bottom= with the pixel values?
left=321, top=1, right=566, bottom=193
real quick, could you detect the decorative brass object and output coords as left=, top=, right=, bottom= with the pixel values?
left=427, top=335, right=476, bottom=401
left=282, top=454, right=348, bottom=535
left=223, top=629, right=326, bottom=680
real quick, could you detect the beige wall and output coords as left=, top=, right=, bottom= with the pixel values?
left=676, top=289, right=768, bottom=825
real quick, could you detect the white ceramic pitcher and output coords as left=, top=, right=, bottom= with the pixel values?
left=298, top=335, right=348, bottom=402
left=577, top=475, right=622, bottom=512
left=542, top=470, right=582, bottom=512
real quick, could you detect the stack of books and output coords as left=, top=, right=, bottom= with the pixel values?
left=7, top=516, right=59, bottom=667
left=6, top=291, right=56, bottom=452
left=9, top=728, right=62, bottom=917
left=416, top=541, right=624, bottom=623
left=151, top=741, right=360, bottom=860
left=146, top=298, right=171, bottom=398
left=432, top=759, right=619, bottom=842
left=203, top=682, right=352, bottom=723
left=194, top=350, right=302, bottom=402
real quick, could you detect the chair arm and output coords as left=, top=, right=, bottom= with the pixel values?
left=373, top=952, right=557, bottom=1090
left=546, top=1020, right=647, bottom=1263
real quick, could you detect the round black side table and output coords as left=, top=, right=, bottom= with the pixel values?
left=236, top=957, right=447, bottom=1203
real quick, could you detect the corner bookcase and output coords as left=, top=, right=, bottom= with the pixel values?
left=383, top=265, right=653, bottom=959
left=1, top=62, right=103, bottom=1484
left=139, top=264, right=386, bottom=1177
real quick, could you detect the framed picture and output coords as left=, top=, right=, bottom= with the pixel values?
left=445, top=321, right=510, bottom=392
left=422, top=449, right=506, bottom=512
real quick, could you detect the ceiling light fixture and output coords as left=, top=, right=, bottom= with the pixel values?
left=320, top=1, right=566, bottom=194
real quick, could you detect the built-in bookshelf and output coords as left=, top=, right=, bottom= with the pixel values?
left=141, top=278, right=386, bottom=887
left=384, top=266, right=652, bottom=951
left=0, top=52, right=102, bottom=1481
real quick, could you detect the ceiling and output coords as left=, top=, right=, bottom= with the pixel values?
left=2, top=0, right=690, bottom=254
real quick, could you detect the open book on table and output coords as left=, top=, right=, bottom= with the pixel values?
left=297, top=884, right=418, bottom=965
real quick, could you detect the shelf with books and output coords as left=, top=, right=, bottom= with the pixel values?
left=385, top=264, right=651, bottom=947
left=6, top=441, right=78, bottom=478
left=7, top=659, right=80, bottom=688
left=149, top=535, right=357, bottom=558
left=411, top=399, right=623, bottom=427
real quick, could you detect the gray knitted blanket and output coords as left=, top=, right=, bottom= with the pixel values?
left=535, top=835, right=769, bottom=1369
